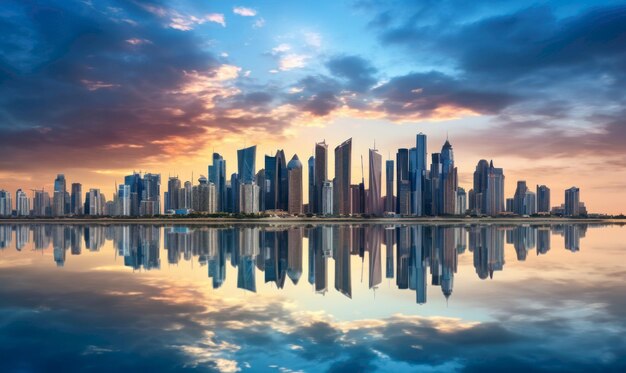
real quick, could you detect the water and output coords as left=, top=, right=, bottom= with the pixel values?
left=0, top=223, right=624, bottom=372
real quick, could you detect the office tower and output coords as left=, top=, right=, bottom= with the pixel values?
left=334, top=138, right=352, bottom=215
left=230, top=173, right=240, bottom=213
left=314, top=141, right=328, bottom=214
left=398, top=180, right=411, bottom=214
left=471, top=159, right=489, bottom=214
left=396, top=148, right=409, bottom=214
left=192, top=176, right=216, bottom=213
left=350, top=184, right=363, bottom=214
left=565, top=187, right=580, bottom=216
left=117, top=184, right=130, bottom=216
left=86, top=189, right=103, bottom=215
left=307, top=156, right=315, bottom=213
left=182, top=181, right=192, bottom=209
left=166, top=176, right=181, bottom=211
left=537, top=185, right=551, bottom=213
left=287, top=155, right=303, bottom=214
left=141, top=173, right=161, bottom=215
left=409, top=147, right=419, bottom=216
left=15, top=189, right=29, bottom=216
left=321, top=181, right=333, bottom=215
left=368, top=148, right=382, bottom=215
left=485, top=161, right=505, bottom=216
left=33, top=190, right=50, bottom=216
left=264, top=154, right=277, bottom=210
left=239, top=183, right=260, bottom=213
left=456, top=187, right=467, bottom=215
left=0, top=190, right=11, bottom=216
left=513, top=181, right=528, bottom=215
left=385, top=159, right=394, bottom=212
left=429, top=153, right=442, bottom=215
left=209, top=153, right=226, bottom=212
left=124, top=172, right=143, bottom=216
left=506, top=198, right=514, bottom=212
left=53, top=174, right=66, bottom=216
left=275, top=150, right=288, bottom=211
left=524, top=190, right=537, bottom=215
left=237, top=145, right=256, bottom=184
left=255, top=169, right=266, bottom=211
left=70, top=183, right=82, bottom=215
left=440, top=139, right=458, bottom=215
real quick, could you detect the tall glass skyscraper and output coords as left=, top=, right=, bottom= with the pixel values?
left=334, top=138, right=352, bottom=215
left=314, top=141, right=328, bottom=214
left=368, top=148, right=382, bottom=215
left=237, top=145, right=256, bottom=184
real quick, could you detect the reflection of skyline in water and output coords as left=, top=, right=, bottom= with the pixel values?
left=0, top=223, right=589, bottom=304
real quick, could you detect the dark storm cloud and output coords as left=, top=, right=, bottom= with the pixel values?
left=373, top=71, right=518, bottom=118
left=326, top=55, right=378, bottom=93
left=0, top=0, right=293, bottom=173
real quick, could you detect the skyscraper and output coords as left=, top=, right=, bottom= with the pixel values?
left=53, top=174, right=67, bottom=216
left=209, top=153, right=226, bottom=212
left=308, top=156, right=315, bottom=213
left=322, top=181, right=333, bottom=215
left=239, top=183, right=260, bottom=213
left=264, top=154, right=277, bottom=210
left=334, top=138, right=352, bottom=215
left=485, top=161, right=505, bottom=216
left=33, top=190, right=50, bottom=217
left=385, top=159, right=394, bottom=213
left=71, top=183, right=83, bottom=215
left=471, top=159, right=490, bottom=214
left=0, top=189, right=11, bottom=216
left=537, top=185, right=551, bottom=213
left=15, top=189, right=29, bottom=216
left=167, top=176, right=181, bottom=211
left=513, top=181, right=528, bottom=215
left=237, top=145, right=256, bottom=184
left=141, top=173, right=161, bottom=215
left=275, top=150, right=288, bottom=211
left=124, top=172, right=143, bottom=216
left=314, top=141, right=328, bottom=214
left=287, top=155, right=303, bottom=215
left=117, top=184, right=130, bottom=216
left=456, top=187, right=467, bottom=215
left=440, top=139, right=458, bottom=215
left=396, top=148, right=409, bottom=214
left=565, top=187, right=580, bottom=216
left=368, top=148, right=382, bottom=215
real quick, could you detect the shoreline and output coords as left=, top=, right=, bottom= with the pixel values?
left=0, top=217, right=622, bottom=226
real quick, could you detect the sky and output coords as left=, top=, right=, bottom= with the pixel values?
left=1, top=0, right=626, bottom=213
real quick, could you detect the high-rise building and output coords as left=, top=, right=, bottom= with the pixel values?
left=471, top=160, right=490, bottom=214
left=275, top=150, right=288, bottom=211
left=368, top=148, right=382, bottom=215
left=124, top=172, right=143, bottom=216
left=166, top=176, right=181, bottom=211
left=537, top=185, right=551, bottom=213
left=192, top=176, right=216, bottom=213
left=264, top=154, right=277, bottom=210
left=485, top=161, right=505, bottom=216
left=53, top=174, right=67, bottom=216
left=440, top=139, right=458, bottom=215
left=385, top=159, right=394, bottom=213
left=71, top=183, right=82, bottom=215
left=239, top=183, right=260, bottom=214
left=524, top=190, right=537, bottom=215
left=396, top=148, right=409, bottom=214
left=117, top=184, right=131, bottom=216
left=398, top=180, right=411, bottom=215
left=15, top=189, right=29, bottom=216
left=334, top=138, right=352, bottom=215
left=456, top=187, right=467, bottom=215
left=308, top=156, right=315, bottom=214
left=0, top=189, right=11, bottom=216
left=321, top=181, right=333, bottom=215
left=209, top=153, right=226, bottom=212
left=564, top=187, right=580, bottom=217
left=237, top=145, right=256, bottom=184
left=287, top=155, right=303, bottom=215
left=314, top=141, right=328, bottom=214
left=429, top=153, right=442, bottom=215
left=86, top=189, right=103, bottom=216
left=33, top=190, right=50, bottom=216
left=513, top=181, right=528, bottom=215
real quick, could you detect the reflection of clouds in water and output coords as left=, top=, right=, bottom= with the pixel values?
left=0, top=266, right=625, bottom=372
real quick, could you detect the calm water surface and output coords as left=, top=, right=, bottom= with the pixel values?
left=0, top=223, right=624, bottom=372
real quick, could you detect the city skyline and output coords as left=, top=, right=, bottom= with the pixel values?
left=0, top=132, right=593, bottom=218
left=0, top=1, right=625, bottom=214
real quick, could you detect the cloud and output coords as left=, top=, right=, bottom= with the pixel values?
left=169, top=13, right=225, bottom=30
left=279, top=54, right=309, bottom=71
left=233, top=6, right=257, bottom=17
left=326, top=55, right=378, bottom=93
